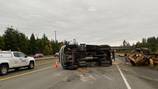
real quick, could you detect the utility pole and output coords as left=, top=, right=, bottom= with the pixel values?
left=54, top=31, right=57, bottom=43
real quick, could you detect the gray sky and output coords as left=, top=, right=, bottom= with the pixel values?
left=0, top=0, right=158, bottom=46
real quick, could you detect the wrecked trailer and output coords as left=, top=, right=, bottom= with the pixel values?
left=128, top=48, right=158, bottom=66
left=59, top=44, right=112, bottom=70
left=128, top=48, right=151, bottom=66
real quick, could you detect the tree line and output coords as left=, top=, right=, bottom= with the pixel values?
left=135, top=37, right=158, bottom=53
left=2, top=27, right=157, bottom=54
left=0, top=27, right=63, bottom=55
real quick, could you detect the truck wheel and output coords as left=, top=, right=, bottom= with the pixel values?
left=0, top=64, right=8, bottom=75
left=28, top=62, right=35, bottom=69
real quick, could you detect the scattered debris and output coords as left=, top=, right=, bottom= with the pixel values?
left=128, top=48, right=158, bottom=66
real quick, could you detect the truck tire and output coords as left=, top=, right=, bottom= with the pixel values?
left=0, top=64, right=9, bottom=75
left=28, top=61, right=35, bottom=69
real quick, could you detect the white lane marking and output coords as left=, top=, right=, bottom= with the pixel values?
left=103, top=75, right=113, bottom=81
left=0, top=66, right=52, bottom=81
left=116, top=65, right=132, bottom=89
left=80, top=74, right=96, bottom=82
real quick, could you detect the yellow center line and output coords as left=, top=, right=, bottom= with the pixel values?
left=0, top=66, right=52, bottom=81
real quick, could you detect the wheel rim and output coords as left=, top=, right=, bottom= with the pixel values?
left=1, top=67, right=7, bottom=74
left=30, top=63, right=34, bottom=68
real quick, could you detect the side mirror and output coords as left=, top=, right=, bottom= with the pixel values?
left=25, top=56, right=27, bottom=58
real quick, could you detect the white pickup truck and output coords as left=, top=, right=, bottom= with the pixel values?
left=0, top=51, right=35, bottom=75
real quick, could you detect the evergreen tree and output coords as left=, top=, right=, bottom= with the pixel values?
left=29, top=33, right=37, bottom=54
left=0, top=36, right=5, bottom=50
left=17, top=33, right=29, bottom=53
left=1, top=26, right=62, bottom=55
left=3, top=27, right=20, bottom=51
left=41, top=34, right=53, bottom=55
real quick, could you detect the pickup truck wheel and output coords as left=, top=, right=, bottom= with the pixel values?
left=28, top=62, right=35, bottom=69
left=0, top=64, right=8, bottom=75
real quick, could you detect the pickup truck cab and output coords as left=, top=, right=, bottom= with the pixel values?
left=0, top=51, right=35, bottom=75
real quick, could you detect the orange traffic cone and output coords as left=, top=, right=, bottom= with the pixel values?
left=53, top=61, right=59, bottom=68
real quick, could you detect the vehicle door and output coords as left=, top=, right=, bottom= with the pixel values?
left=0, top=52, right=17, bottom=68
left=13, top=52, right=23, bottom=67
left=17, top=52, right=29, bottom=66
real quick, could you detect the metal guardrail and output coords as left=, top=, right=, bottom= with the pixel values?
left=35, top=56, right=56, bottom=61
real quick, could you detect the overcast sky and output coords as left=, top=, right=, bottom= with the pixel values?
left=0, top=0, right=158, bottom=46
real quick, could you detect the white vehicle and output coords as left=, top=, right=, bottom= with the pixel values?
left=0, top=51, right=35, bottom=75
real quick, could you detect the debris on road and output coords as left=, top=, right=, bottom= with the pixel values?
left=128, top=48, right=158, bottom=66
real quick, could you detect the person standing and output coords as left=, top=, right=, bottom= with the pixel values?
left=112, top=50, right=115, bottom=61
left=124, top=53, right=129, bottom=64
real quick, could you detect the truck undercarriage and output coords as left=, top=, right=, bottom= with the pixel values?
left=59, top=44, right=112, bottom=70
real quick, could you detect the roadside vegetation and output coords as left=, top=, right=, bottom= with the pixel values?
left=0, top=27, right=63, bottom=55
left=135, top=37, right=158, bottom=53
left=1, top=27, right=158, bottom=55
left=118, top=37, right=158, bottom=53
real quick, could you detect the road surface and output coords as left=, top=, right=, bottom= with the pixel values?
left=0, top=56, right=158, bottom=89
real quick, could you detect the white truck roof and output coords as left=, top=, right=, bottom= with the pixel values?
left=0, top=51, right=12, bottom=58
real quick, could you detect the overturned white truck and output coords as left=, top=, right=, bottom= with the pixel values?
left=59, top=44, right=112, bottom=70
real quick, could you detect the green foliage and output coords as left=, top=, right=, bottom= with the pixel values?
left=40, top=34, right=53, bottom=55
left=17, top=33, right=29, bottom=53
left=3, top=27, right=18, bottom=50
left=3, top=27, right=29, bottom=52
left=29, top=34, right=37, bottom=54
left=51, top=40, right=61, bottom=54
left=135, top=36, right=158, bottom=53
left=0, top=36, right=5, bottom=50
left=1, top=27, right=62, bottom=55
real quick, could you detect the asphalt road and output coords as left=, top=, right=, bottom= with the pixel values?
left=0, top=56, right=158, bottom=89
